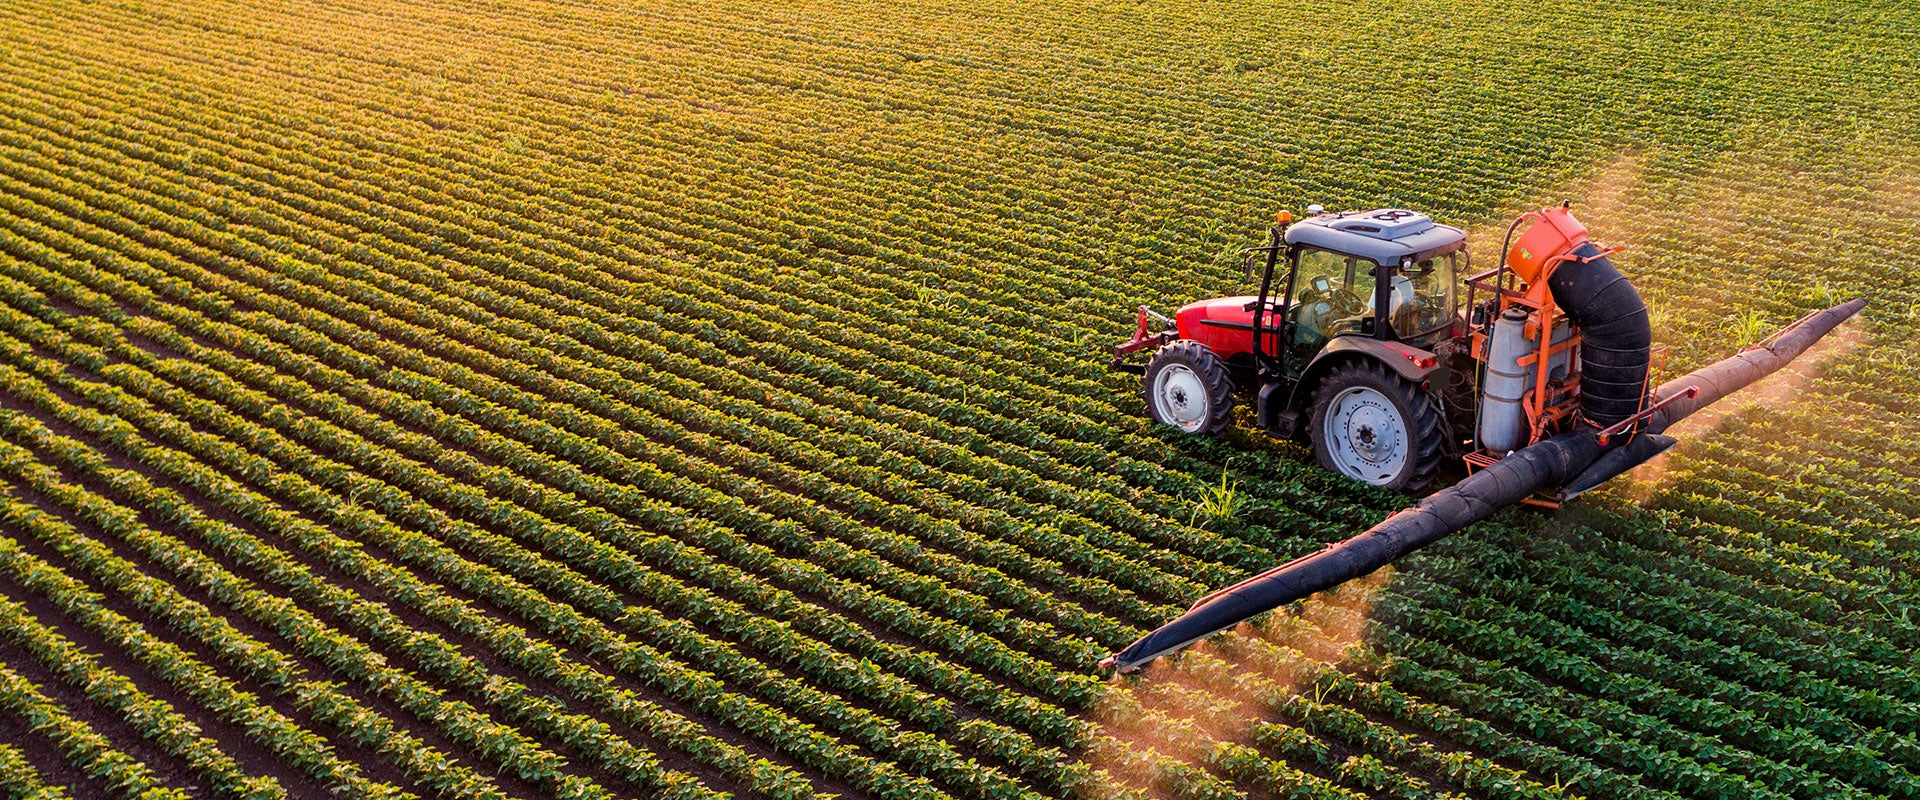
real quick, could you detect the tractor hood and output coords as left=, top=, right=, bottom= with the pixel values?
left=1174, top=296, right=1260, bottom=334
left=1174, top=296, right=1265, bottom=358
left=1286, top=209, right=1466, bottom=264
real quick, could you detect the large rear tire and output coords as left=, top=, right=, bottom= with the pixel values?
left=1310, top=360, right=1444, bottom=492
left=1142, top=341, right=1234, bottom=436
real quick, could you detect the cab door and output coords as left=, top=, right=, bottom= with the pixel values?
left=1285, top=247, right=1376, bottom=378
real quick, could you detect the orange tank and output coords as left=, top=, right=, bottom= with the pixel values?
left=1505, top=205, right=1590, bottom=285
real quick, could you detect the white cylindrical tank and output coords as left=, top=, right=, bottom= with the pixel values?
left=1477, top=308, right=1532, bottom=453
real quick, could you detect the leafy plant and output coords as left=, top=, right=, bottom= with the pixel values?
left=1189, top=469, right=1246, bottom=531
left=1729, top=307, right=1772, bottom=347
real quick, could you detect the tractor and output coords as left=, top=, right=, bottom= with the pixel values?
left=1113, top=204, right=1633, bottom=494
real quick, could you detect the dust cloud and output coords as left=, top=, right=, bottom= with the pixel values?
left=1623, top=320, right=1866, bottom=500
left=1087, top=569, right=1393, bottom=784
left=1462, top=152, right=1645, bottom=268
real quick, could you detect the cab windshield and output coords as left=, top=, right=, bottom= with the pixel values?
left=1388, top=251, right=1458, bottom=339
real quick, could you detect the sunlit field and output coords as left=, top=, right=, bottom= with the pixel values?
left=0, top=0, right=1916, bottom=798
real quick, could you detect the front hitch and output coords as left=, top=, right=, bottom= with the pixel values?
left=1110, top=305, right=1176, bottom=373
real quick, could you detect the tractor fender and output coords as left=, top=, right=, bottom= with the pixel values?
left=1286, top=337, right=1440, bottom=419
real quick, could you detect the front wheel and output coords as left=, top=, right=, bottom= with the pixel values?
left=1310, top=360, right=1444, bottom=492
left=1142, top=340, right=1234, bottom=435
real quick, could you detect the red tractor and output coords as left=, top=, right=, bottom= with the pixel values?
left=1114, top=204, right=1635, bottom=494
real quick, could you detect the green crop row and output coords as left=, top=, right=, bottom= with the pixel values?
left=0, top=71, right=1190, bottom=667
left=0, top=239, right=1067, bottom=794
left=0, top=14, right=1389, bottom=542
left=0, top=662, right=183, bottom=800
left=0, top=583, right=287, bottom=800
left=0, top=739, right=68, bottom=800
left=0, top=308, right=969, bottom=798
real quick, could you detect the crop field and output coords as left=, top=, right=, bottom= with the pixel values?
left=0, top=0, right=1917, bottom=798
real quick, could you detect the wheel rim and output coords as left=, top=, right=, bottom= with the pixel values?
left=1322, top=386, right=1408, bottom=484
left=1150, top=364, right=1211, bottom=433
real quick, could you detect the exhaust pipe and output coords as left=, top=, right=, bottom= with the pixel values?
left=1102, top=285, right=1864, bottom=672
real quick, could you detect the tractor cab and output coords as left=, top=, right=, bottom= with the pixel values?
left=1280, top=209, right=1465, bottom=357
left=1156, top=210, right=1465, bottom=378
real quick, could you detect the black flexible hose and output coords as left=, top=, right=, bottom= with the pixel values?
left=1546, top=242, right=1651, bottom=427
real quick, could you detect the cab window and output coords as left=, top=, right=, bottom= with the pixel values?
left=1388, top=251, right=1458, bottom=338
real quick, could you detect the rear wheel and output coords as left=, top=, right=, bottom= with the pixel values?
left=1142, top=340, right=1234, bottom=435
left=1311, top=360, right=1444, bottom=492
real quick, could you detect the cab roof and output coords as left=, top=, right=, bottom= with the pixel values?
left=1283, top=209, right=1467, bottom=264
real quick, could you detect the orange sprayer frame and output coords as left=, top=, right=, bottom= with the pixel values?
left=1462, top=206, right=1623, bottom=499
